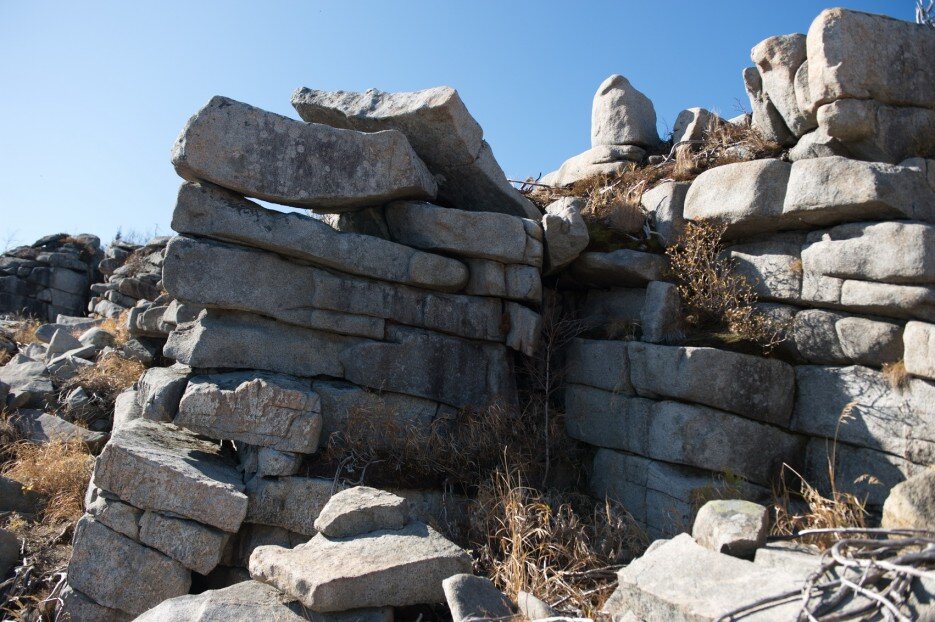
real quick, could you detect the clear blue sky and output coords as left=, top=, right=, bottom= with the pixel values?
left=0, top=1, right=911, bottom=248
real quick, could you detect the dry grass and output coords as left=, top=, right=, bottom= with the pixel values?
left=2, top=441, right=92, bottom=524
left=10, top=319, right=41, bottom=346
left=0, top=350, right=11, bottom=367
left=666, top=220, right=788, bottom=352
left=65, top=352, right=144, bottom=408
left=770, top=406, right=869, bottom=550
left=98, top=310, right=130, bottom=346
left=882, top=360, right=909, bottom=390
left=471, top=463, right=647, bottom=616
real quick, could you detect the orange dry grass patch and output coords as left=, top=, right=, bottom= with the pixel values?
left=11, top=319, right=41, bottom=346
left=2, top=440, right=93, bottom=524
left=67, top=352, right=144, bottom=406
left=882, top=360, right=909, bottom=390
left=99, top=310, right=130, bottom=346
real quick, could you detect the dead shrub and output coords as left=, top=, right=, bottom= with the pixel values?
left=666, top=220, right=787, bottom=351
left=771, top=405, right=869, bottom=549
left=65, top=352, right=144, bottom=408
left=471, top=463, right=646, bottom=616
left=99, top=310, right=130, bottom=346
left=882, top=360, right=909, bottom=390
left=2, top=440, right=93, bottom=524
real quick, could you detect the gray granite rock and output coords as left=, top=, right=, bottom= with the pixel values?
left=59, top=585, right=133, bottom=622
left=139, top=510, right=230, bottom=575
left=569, top=250, right=667, bottom=288
left=882, top=469, right=935, bottom=530
left=84, top=485, right=143, bottom=541
left=172, top=96, right=436, bottom=210
left=0, top=354, right=53, bottom=408
left=10, top=410, right=108, bottom=452
left=591, top=74, right=659, bottom=148
left=750, top=34, right=815, bottom=137
left=443, top=574, right=513, bottom=622
left=905, top=321, right=935, bottom=380
left=641, top=181, right=689, bottom=247
left=136, top=364, right=191, bottom=422
left=540, top=145, right=645, bottom=187
left=245, top=476, right=334, bottom=536
left=542, top=197, right=589, bottom=274
left=313, top=486, right=410, bottom=538
left=692, top=500, right=769, bottom=558
left=791, top=309, right=903, bottom=366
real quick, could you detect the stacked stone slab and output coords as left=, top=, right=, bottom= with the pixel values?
left=559, top=9, right=935, bottom=538
left=743, top=8, right=935, bottom=163
left=90, top=236, right=169, bottom=319
left=0, top=233, right=102, bottom=321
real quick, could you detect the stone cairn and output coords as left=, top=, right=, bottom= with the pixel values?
left=0, top=233, right=103, bottom=321
left=61, top=84, right=544, bottom=620
left=57, top=7, right=935, bottom=621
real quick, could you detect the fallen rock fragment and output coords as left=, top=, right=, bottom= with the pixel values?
left=692, top=500, right=769, bottom=559
left=313, top=486, right=410, bottom=538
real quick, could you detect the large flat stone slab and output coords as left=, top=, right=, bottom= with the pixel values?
left=291, top=86, right=537, bottom=219
left=177, top=371, right=322, bottom=453
left=565, top=384, right=803, bottom=485
left=164, top=235, right=503, bottom=342
left=627, top=342, right=795, bottom=426
left=385, top=201, right=542, bottom=267
left=250, top=521, right=472, bottom=611
left=67, top=516, right=191, bottom=616
left=792, top=365, right=935, bottom=466
left=605, top=533, right=803, bottom=621
left=172, top=96, right=437, bottom=210
left=94, top=418, right=247, bottom=532
left=314, top=486, right=410, bottom=538
left=172, top=182, right=467, bottom=292
left=245, top=476, right=334, bottom=536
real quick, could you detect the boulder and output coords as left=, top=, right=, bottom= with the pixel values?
left=517, top=591, right=557, bottom=620
left=564, top=385, right=803, bottom=486
left=59, top=585, right=133, bottom=622
left=442, top=574, right=513, bottom=622
left=46, top=328, right=83, bottom=359
left=238, top=445, right=303, bottom=478
left=139, top=511, right=230, bottom=575
left=727, top=234, right=804, bottom=303
left=742, top=66, right=794, bottom=146
left=164, top=235, right=502, bottom=342
left=881, top=469, right=935, bottom=530
left=313, top=486, right=410, bottom=538
left=67, top=516, right=191, bottom=615
left=0, top=475, right=42, bottom=515
left=385, top=201, right=542, bottom=267
left=291, top=86, right=538, bottom=219
left=245, top=476, right=334, bottom=536
left=176, top=371, right=321, bottom=453
left=640, top=181, right=689, bottom=246
left=671, top=107, right=721, bottom=144
left=579, top=287, right=646, bottom=337
left=806, top=8, right=935, bottom=111
left=750, top=34, right=815, bottom=137
left=171, top=96, right=436, bottom=210
left=540, top=145, right=645, bottom=187
left=79, top=326, right=115, bottom=349
left=569, top=250, right=667, bottom=288
left=542, top=197, right=589, bottom=274
left=10, top=410, right=107, bottom=452
left=692, top=500, right=769, bottom=558
left=85, top=485, right=143, bottom=540
left=815, top=99, right=935, bottom=163
left=801, top=221, right=935, bottom=285
left=905, top=321, right=935, bottom=380
left=0, top=354, right=53, bottom=408
left=640, top=281, right=681, bottom=343
left=172, top=182, right=468, bottom=292
left=627, top=342, right=796, bottom=426
left=463, top=259, right=541, bottom=304
left=605, top=533, right=802, bottom=621
left=136, top=363, right=191, bottom=422
left=792, top=365, right=935, bottom=465
left=112, top=389, right=142, bottom=432
left=249, top=521, right=472, bottom=611
left=591, top=75, right=659, bottom=148
left=0, top=528, right=19, bottom=577
left=791, top=309, right=903, bottom=366
left=94, top=418, right=247, bottom=533
left=504, top=302, right=541, bottom=357
left=564, top=339, right=633, bottom=393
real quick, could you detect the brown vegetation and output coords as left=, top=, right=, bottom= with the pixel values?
left=666, top=220, right=788, bottom=352
left=882, top=360, right=909, bottom=390
left=64, top=352, right=144, bottom=413
left=10, top=320, right=41, bottom=347
left=99, top=310, right=130, bottom=346
left=2, top=441, right=92, bottom=525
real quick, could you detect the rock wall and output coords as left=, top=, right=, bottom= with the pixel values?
left=0, top=233, right=102, bottom=321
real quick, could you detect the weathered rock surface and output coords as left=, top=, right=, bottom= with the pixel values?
left=751, top=33, right=815, bottom=137
left=94, top=418, right=247, bottom=532
left=0, top=354, right=53, bottom=408
left=564, top=385, right=802, bottom=485
left=139, top=510, right=230, bottom=575
left=640, top=281, right=681, bottom=343
left=640, top=181, right=689, bottom=246
left=10, top=410, right=107, bottom=452
left=60, top=585, right=133, bottom=622
left=806, top=8, right=935, bottom=111
left=291, top=86, right=538, bottom=219
left=562, top=338, right=633, bottom=394
left=172, top=181, right=468, bottom=292
left=727, top=234, right=804, bottom=303
left=463, top=259, right=541, bottom=304
left=815, top=99, right=935, bottom=163
left=249, top=521, right=472, bottom=611
left=881, top=469, right=935, bottom=530
left=164, top=235, right=501, bottom=342
left=176, top=371, right=322, bottom=453
left=792, top=309, right=903, bottom=366
left=385, top=201, right=542, bottom=267
left=743, top=66, right=794, bottom=146
left=692, top=500, right=769, bottom=558
left=133, top=581, right=309, bottom=622
left=542, top=197, right=589, bottom=274
left=313, top=486, right=410, bottom=538
left=443, top=574, right=513, bottom=622
left=68, top=516, right=191, bottom=615
left=591, top=74, right=659, bottom=148
left=85, top=485, right=143, bottom=540
left=171, top=96, right=437, bottom=210
left=672, top=107, right=721, bottom=144
left=245, top=476, right=333, bottom=536
left=0, top=475, right=42, bottom=515
left=604, top=533, right=802, bottom=621
left=905, top=321, right=935, bottom=380
left=569, top=250, right=667, bottom=288
left=516, top=591, right=557, bottom=620
left=627, top=342, right=795, bottom=426
left=540, top=145, right=645, bottom=187
left=136, top=364, right=191, bottom=422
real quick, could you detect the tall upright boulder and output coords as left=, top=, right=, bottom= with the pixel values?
left=591, top=74, right=659, bottom=148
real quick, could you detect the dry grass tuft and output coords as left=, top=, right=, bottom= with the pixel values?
left=0, top=350, right=11, bottom=367
left=472, top=463, right=647, bottom=616
left=11, top=319, right=41, bottom=346
left=2, top=440, right=93, bottom=524
left=882, top=360, right=909, bottom=390
left=99, top=310, right=130, bottom=346
left=666, top=220, right=788, bottom=352
left=66, top=352, right=144, bottom=407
